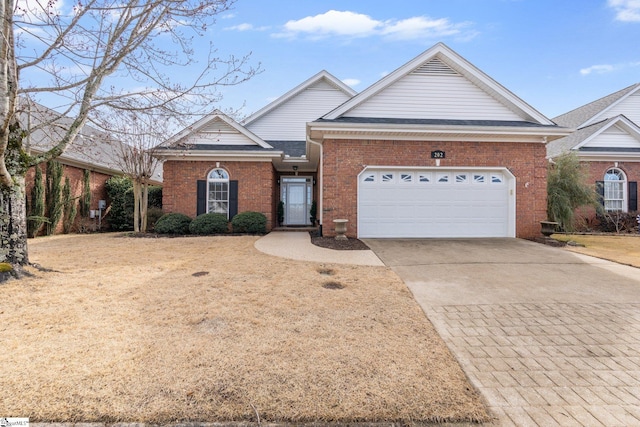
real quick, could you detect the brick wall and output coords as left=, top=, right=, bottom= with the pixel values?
left=582, top=160, right=640, bottom=218
left=163, top=160, right=275, bottom=229
left=26, top=164, right=112, bottom=234
left=321, top=139, right=548, bottom=239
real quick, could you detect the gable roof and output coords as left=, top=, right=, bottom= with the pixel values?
left=322, top=42, right=553, bottom=125
left=160, top=109, right=272, bottom=149
left=553, top=83, right=640, bottom=129
left=242, top=70, right=356, bottom=126
left=547, top=115, right=640, bottom=159
left=20, top=101, right=162, bottom=183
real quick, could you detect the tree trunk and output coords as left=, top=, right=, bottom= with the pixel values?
left=132, top=179, right=141, bottom=233
left=0, top=174, right=29, bottom=279
left=141, top=181, right=149, bottom=232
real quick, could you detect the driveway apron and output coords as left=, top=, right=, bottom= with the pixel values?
left=365, top=238, right=640, bottom=427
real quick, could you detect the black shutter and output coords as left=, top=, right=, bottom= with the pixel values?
left=229, top=180, right=238, bottom=219
left=596, top=181, right=604, bottom=208
left=196, top=180, right=206, bottom=216
left=629, top=181, right=638, bottom=212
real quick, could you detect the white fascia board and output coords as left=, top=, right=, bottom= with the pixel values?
left=581, top=84, right=640, bottom=128
left=162, top=110, right=272, bottom=149
left=309, top=122, right=571, bottom=143
left=322, top=43, right=554, bottom=125
left=153, top=150, right=282, bottom=161
left=574, top=115, right=640, bottom=150
left=242, top=70, right=357, bottom=126
left=577, top=152, right=640, bottom=162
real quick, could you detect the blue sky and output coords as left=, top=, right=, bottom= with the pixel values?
left=203, top=0, right=640, bottom=120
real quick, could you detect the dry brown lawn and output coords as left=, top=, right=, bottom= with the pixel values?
left=553, top=233, right=640, bottom=268
left=1, top=234, right=488, bottom=424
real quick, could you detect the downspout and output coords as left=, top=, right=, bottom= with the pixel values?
left=307, top=136, right=323, bottom=235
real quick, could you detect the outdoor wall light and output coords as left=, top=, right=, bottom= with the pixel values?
left=293, top=165, right=298, bottom=171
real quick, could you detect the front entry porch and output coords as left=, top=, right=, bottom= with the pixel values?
left=280, top=176, right=314, bottom=226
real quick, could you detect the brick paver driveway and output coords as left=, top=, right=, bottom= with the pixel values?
left=365, top=238, right=640, bottom=427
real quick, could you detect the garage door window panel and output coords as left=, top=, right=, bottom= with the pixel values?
left=456, top=174, right=468, bottom=183
left=419, top=173, right=432, bottom=183
left=437, top=173, right=450, bottom=183
left=381, top=173, right=394, bottom=183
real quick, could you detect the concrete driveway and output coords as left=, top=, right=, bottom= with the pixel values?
left=365, top=238, right=640, bottom=426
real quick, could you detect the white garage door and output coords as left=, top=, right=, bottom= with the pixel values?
left=358, top=167, right=515, bottom=238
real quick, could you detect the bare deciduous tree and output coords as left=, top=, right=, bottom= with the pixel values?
left=0, top=0, right=259, bottom=278
left=100, top=111, right=165, bottom=233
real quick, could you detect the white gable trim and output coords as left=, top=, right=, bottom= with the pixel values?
left=322, top=43, right=553, bottom=125
left=582, top=85, right=640, bottom=128
left=162, top=110, right=272, bottom=149
left=242, top=70, right=357, bottom=126
left=574, top=115, right=640, bottom=150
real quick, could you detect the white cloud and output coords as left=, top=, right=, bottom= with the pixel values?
left=381, top=16, right=470, bottom=40
left=224, top=23, right=270, bottom=32
left=225, top=23, right=254, bottom=31
left=281, top=10, right=381, bottom=38
left=222, top=13, right=236, bottom=19
left=608, top=0, right=640, bottom=22
left=342, top=78, right=361, bottom=87
left=580, top=61, right=640, bottom=75
left=274, top=10, right=475, bottom=41
left=580, top=64, right=615, bottom=75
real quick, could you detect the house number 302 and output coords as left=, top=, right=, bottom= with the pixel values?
left=431, top=150, right=445, bottom=159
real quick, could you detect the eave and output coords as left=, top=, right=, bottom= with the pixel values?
left=153, top=149, right=282, bottom=162
left=308, top=122, right=571, bottom=143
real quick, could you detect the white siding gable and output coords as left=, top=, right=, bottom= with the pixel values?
left=582, top=123, right=640, bottom=149
left=347, top=67, right=524, bottom=121
left=179, top=117, right=262, bottom=146
left=246, top=79, right=353, bottom=141
left=591, top=93, right=640, bottom=125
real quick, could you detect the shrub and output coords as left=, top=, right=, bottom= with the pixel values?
left=146, top=207, right=164, bottom=232
left=189, top=213, right=229, bottom=235
left=105, top=176, right=134, bottom=231
left=547, top=153, right=600, bottom=231
left=596, top=211, right=639, bottom=233
left=154, top=213, right=192, bottom=234
left=147, top=185, right=163, bottom=209
left=232, top=211, right=267, bottom=234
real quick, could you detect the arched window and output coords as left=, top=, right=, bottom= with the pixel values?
left=603, top=168, right=627, bottom=212
left=208, top=168, right=229, bottom=217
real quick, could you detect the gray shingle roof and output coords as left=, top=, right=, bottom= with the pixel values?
left=546, top=118, right=613, bottom=158
left=155, top=140, right=307, bottom=158
left=552, top=83, right=640, bottom=128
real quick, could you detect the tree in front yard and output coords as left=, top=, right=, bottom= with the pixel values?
left=547, top=152, right=600, bottom=231
left=0, top=0, right=259, bottom=279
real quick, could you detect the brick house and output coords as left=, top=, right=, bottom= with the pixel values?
left=24, top=102, right=162, bottom=234
left=547, top=84, right=640, bottom=216
left=157, top=43, right=569, bottom=238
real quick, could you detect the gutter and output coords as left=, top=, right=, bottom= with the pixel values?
left=307, top=136, right=323, bottom=233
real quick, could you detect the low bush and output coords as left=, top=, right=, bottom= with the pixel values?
left=596, top=211, right=639, bottom=233
left=189, top=213, right=229, bottom=235
left=232, top=211, right=267, bottom=234
left=154, top=213, right=192, bottom=234
left=146, top=207, right=164, bottom=232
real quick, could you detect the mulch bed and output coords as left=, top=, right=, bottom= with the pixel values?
left=310, top=232, right=370, bottom=250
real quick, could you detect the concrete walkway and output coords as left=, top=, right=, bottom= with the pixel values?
left=365, top=238, right=640, bottom=427
left=254, top=231, right=384, bottom=266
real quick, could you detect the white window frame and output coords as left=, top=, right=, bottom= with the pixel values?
left=207, top=168, right=230, bottom=218
left=604, top=167, right=627, bottom=212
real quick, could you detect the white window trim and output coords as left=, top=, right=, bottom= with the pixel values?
left=207, top=168, right=230, bottom=218
left=604, top=167, right=627, bottom=212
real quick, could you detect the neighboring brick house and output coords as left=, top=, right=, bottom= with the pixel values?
left=158, top=43, right=569, bottom=238
left=24, top=103, right=162, bottom=234
left=547, top=83, right=640, bottom=217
